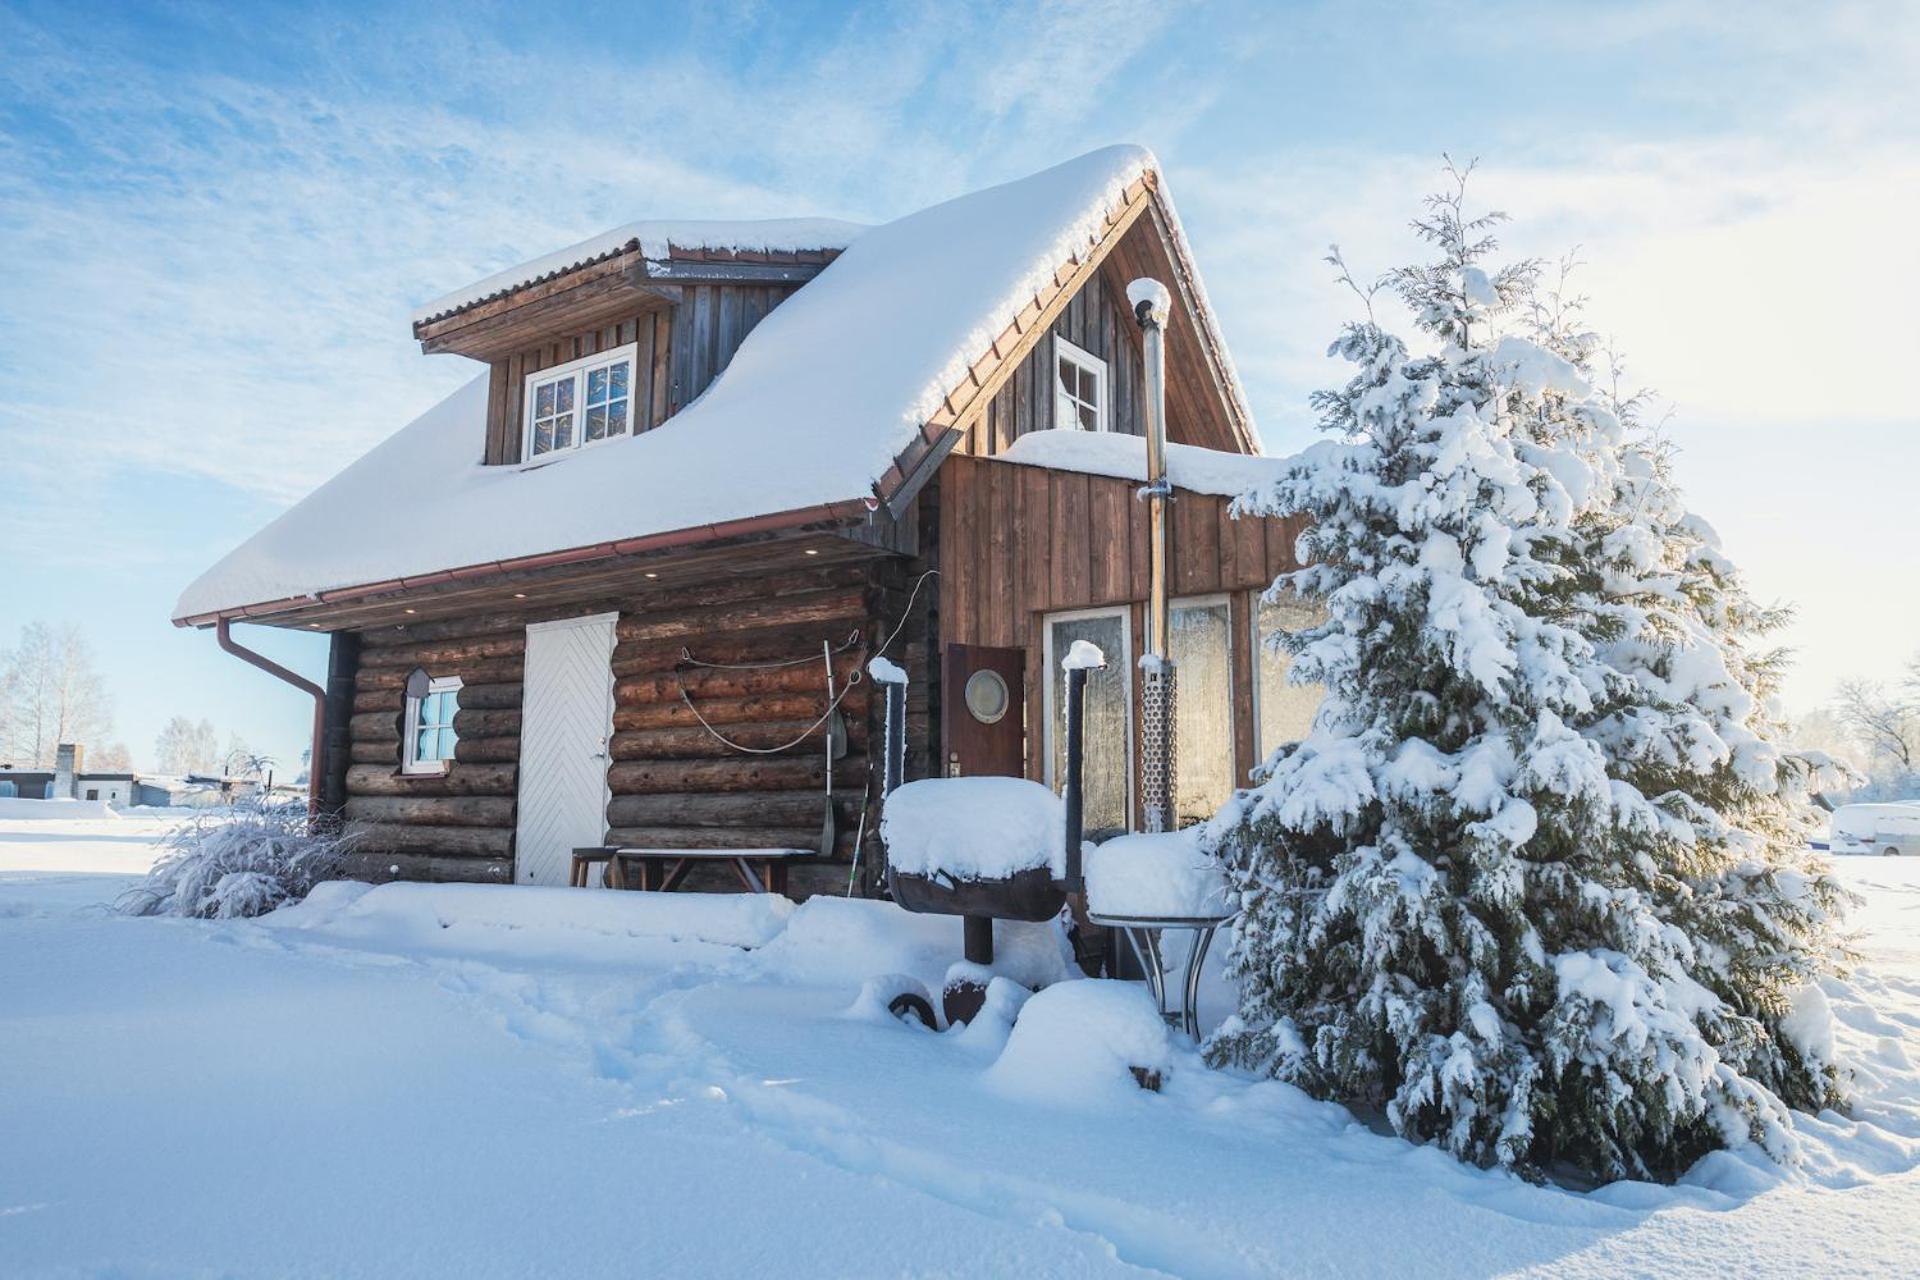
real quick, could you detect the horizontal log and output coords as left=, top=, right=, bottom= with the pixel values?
left=615, top=654, right=866, bottom=698
left=606, top=792, right=858, bottom=829
left=345, top=763, right=518, bottom=797
left=612, top=692, right=845, bottom=733
left=610, top=717, right=868, bottom=761
left=351, top=681, right=522, bottom=716
left=358, top=634, right=526, bottom=669
left=356, top=658, right=523, bottom=692
left=351, top=740, right=398, bottom=765
left=603, top=825, right=856, bottom=855
left=337, top=850, right=513, bottom=884
left=350, top=710, right=401, bottom=742
left=344, top=795, right=516, bottom=828
left=345, top=821, right=514, bottom=858
left=607, top=755, right=867, bottom=794
left=454, top=735, right=520, bottom=764
left=351, top=689, right=402, bottom=715
left=452, top=708, right=521, bottom=738
left=616, top=588, right=869, bottom=644
left=455, top=682, right=523, bottom=710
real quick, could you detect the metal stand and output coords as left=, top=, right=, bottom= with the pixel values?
left=1088, top=912, right=1231, bottom=1039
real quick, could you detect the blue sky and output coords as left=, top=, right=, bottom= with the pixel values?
left=2, top=0, right=1915, bottom=770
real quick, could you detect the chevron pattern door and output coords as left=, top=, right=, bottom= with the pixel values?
left=516, top=613, right=618, bottom=885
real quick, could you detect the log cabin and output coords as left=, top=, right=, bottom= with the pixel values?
left=172, top=144, right=1323, bottom=895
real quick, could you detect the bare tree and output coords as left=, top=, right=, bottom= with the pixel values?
left=154, top=716, right=219, bottom=776
left=0, top=622, right=114, bottom=767
left=90, top=741, right=134, bottom=771
left=1833, top=677, right=1917, bottom=772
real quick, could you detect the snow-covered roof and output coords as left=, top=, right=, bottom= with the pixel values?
left=998, top=428, right=1290, bottom=498
left=177, top=145, right=1252, bottom=624
left=412, top=218, right=869, bottom=324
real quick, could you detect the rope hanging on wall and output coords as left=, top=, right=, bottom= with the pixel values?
left=670, top=568, right=938, bottom=757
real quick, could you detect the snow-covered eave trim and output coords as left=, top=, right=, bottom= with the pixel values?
left=413, top=224, right=864, bottom=327
left=171, top=496, right=880, bottom=629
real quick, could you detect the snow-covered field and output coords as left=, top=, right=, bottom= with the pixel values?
left=3, top=812, right=1917, bottom=1278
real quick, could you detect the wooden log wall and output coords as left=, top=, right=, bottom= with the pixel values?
left=338, top=557, right=933, bottom=895
left=932, top=455, right=1307, bottom=788
left=483, top=283, right=803, bottom=466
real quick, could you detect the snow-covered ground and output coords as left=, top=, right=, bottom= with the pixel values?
left=3, top=813, right=1917, bottom=1278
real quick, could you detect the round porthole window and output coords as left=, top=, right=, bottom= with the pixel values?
left=963, top=670, right=1010, bottom=724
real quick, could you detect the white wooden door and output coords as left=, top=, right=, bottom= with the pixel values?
left=516, top=612, right=618, bottom=885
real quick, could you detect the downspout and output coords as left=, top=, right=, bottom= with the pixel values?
left=1130, top=277, right=1177, bottom=833
left=215, top=617, right=326, bottom=818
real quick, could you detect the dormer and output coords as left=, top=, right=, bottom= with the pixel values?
left=410, top=220, right=865, bottom=465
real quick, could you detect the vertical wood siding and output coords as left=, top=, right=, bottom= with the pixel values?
left=933, top=455, right=1308, bottom=786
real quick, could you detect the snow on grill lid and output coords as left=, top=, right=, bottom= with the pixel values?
left=880, top=777, right=1066, bottom=881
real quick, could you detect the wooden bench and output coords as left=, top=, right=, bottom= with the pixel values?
left=570, top=846, right=812, bottom=895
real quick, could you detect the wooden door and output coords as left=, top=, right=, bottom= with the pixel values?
left=942, top=643, right=1025, bottom=778
left=516, top=613, right=618, bottom=885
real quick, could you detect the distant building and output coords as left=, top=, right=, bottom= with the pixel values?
left=0, top=745, right=136, bottom=805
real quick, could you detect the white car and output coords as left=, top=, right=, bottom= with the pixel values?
left=1830, top=802, right=1920, bottom=856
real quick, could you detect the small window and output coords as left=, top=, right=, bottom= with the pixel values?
left=86, top=788, right=99, bottom=801
left=403, top=670, right=463, bottom=774
left=1054, top=336, right=1108, bottom=433
left=523, top=343, right=637, bottom=461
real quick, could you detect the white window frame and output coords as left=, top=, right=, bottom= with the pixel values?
left=1052, top=335, right=1110, bottom=433
left=402, top=675, right=463, bottom=775
left=521, top=341, right=639, bottom=463
left=1040, top=605, right=1134, bottom=831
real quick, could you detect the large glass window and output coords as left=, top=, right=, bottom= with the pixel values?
left=1045, top=609, right=1131, bottom=840
left=402, top=672, right=463, bottom=774
left=523, top=343, right=637, bottom=460
left=1254, top=592, right=1328, bottom=763
left=1170, top=598, right=1234, bottom=826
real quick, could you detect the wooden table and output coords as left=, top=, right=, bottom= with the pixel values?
left=570, top=846, right=811, bottom=895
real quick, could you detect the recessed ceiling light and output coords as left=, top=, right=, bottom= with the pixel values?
left=804, top=549, right=819, bottom=556
left=645, top=572, right=658, bottom=579
left=404, top=608, right=416, bottom=614
left=513, top=592, right=527, bottom=599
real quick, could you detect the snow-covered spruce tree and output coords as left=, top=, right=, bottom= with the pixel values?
left=1204, top=165, right=1852, bottom=1183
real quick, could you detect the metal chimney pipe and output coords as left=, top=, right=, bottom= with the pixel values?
left=1130, top=278, right=1177, bottom=833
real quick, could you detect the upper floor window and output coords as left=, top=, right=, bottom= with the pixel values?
left=402, top=669, right=462, bottom=774
left=1054, top=336, right=1108, bottom=432
left=524, top=343, right=637, bottom=460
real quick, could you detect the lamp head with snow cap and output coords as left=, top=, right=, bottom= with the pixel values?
left=1127, top=277, right=1171, bottom=331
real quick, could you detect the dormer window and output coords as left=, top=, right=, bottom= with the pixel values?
left=1054, top=336, right=1108, bottom=432
left=524, top=343, right=637, bottom=460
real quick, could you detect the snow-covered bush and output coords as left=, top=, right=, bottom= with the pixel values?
left=118, top=799, right=358, bottom=920
left=1205, top=163, right=1853, bottom=1184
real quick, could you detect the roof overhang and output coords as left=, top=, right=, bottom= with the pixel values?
left=175, top=497, right=882, bottom=632
left=413, top=246, right=842, bottom=361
